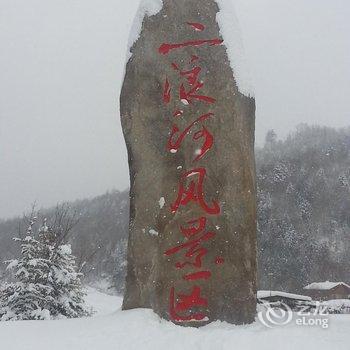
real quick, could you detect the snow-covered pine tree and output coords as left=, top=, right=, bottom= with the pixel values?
left=0, top=217, right=54, bottom=321
left=0, top=214, right=92, bottom=321
left=50, top=243, right=91, bottom=318
left=35, top=219, right=91, bottom=318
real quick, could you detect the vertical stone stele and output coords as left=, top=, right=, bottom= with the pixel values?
left=120, top=0, right=257, bottom=327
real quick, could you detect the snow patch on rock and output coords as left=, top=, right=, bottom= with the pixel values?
left=127, top=0, right=164, bottom=61
left=149, top=229, right=159, bottom=236
left=159, top=197, right=165, bottom=209
left=215, top=0, right=254, bottom=97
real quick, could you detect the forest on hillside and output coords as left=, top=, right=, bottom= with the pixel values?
left=1, top=124, right=349, bottom=294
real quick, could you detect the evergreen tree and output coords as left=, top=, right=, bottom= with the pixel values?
left=256, top=125, right=350, bottom=291
left=50, top=243, right=91, bottom=318
left=0, top=215, right=92, bottom=321
left=0, top=217, right=53, bottom=320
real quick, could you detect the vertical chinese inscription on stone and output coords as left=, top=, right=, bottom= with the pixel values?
left=159, top=22, right=224, bottom=322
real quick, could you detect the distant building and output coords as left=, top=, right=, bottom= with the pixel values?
left=303, top=281, right=350, bottom=301
left=257, top=290, right=312, bottom=310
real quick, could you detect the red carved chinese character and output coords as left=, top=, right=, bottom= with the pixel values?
left=169, top=286, right=208, bottom=322
left=178, top=65, right=215, bottom=104
left=192, top=126, right=214, bottom=160
left=171, top=62, right=180, bottom=71
left=163, top=77, right=171, bottom=104
left=167, top=113, right=214, bottom=161
left=164, top=230, right=215, bottom=269
left=187, top=22, right=205, bottom=32
left=215, top=256, right=225, bottom=265
left=171, top=168, right=220, bottom=215
left=180, top=66, right=201, bottom=86
left=190, top=55, right=199, bottom=63
left=159, top=39, right=223, bottom=55
left=180, top=217, right=207, bottom=238
left=173, top=109, right=183, bottom=117
left=180, top=82, right=216, bottom=104
left=169, top=62, right=216, bottom=104
left=183, top=271, right=211, bottom=281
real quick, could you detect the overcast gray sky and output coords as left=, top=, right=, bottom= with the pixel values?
left=1, top=0, right=349, bottom=219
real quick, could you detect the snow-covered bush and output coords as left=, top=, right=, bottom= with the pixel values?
left=0, top=216, right=92, bottom=321
left=322, top=299, right=350, bottom=314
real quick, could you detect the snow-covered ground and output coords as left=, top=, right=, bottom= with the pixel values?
left=0, top=288, right=349, bottom=350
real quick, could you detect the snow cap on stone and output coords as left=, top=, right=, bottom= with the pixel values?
left=127, top=0, right=164, bottom=61
left=126, top=0, right=254, bottom=97
left=215, top=0, right=254, bottom=97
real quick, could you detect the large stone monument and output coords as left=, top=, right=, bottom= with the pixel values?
left=120, top=0, right=257, bottom=326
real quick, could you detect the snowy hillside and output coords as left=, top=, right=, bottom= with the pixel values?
left=0, top=288, right=349, bottom=350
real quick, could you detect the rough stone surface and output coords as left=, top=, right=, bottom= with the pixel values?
left=121, top=0, right=257, bottom=326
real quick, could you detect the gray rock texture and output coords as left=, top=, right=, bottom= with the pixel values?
left=120, top=0, right=257, bottom=326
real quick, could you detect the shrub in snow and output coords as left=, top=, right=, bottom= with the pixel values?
left=0, top=217, right=92, bottom=321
